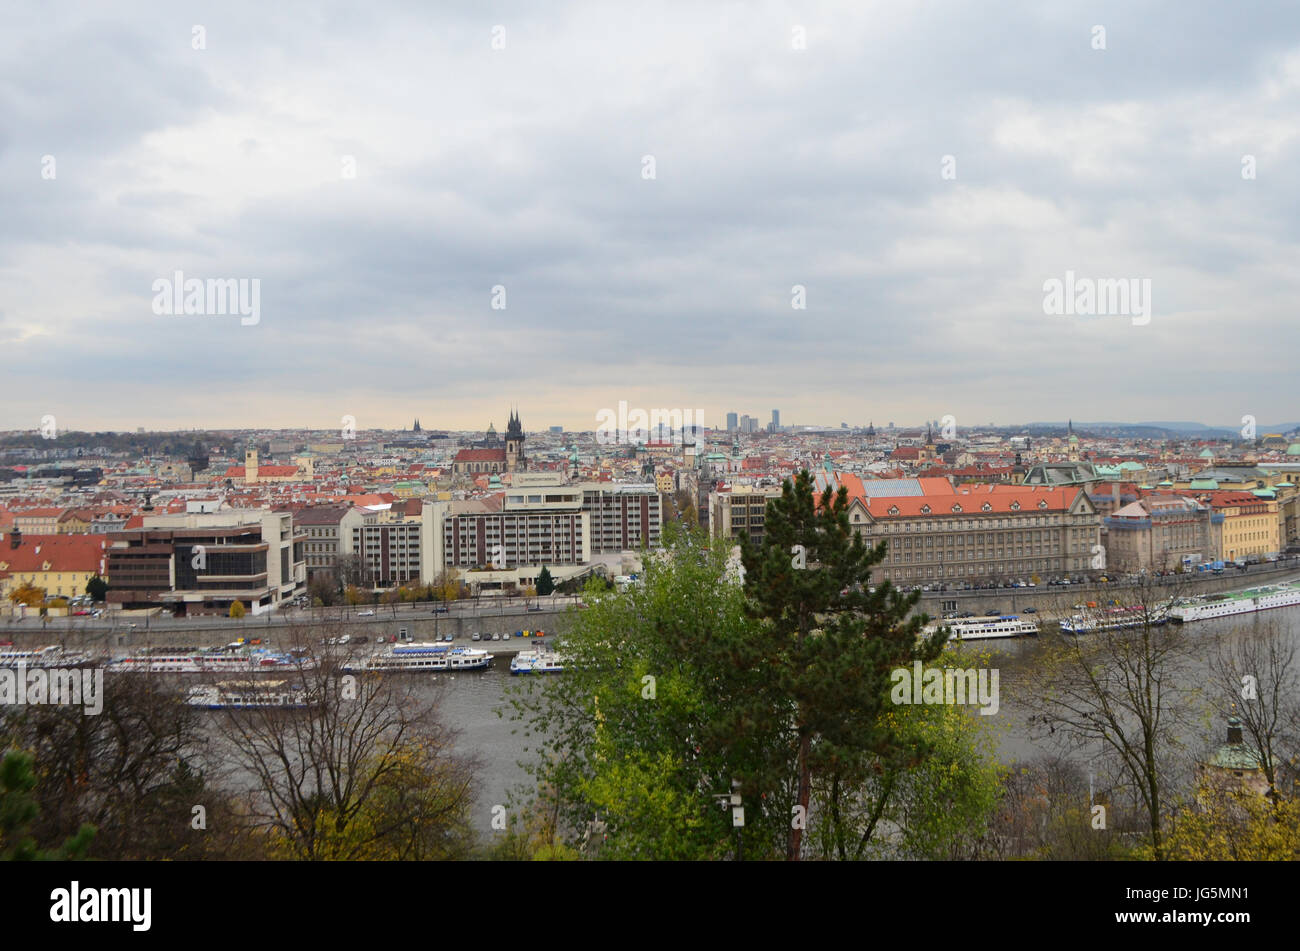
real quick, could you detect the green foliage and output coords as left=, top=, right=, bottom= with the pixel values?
left=736, top=469, right=949, bottom=858
left=84, top=574, right=108, bottom=602
left=0, top=750, right=94, bottom=861
left=535, top=566, right=555, bottom=596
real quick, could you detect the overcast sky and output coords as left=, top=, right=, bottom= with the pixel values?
left=2, top=1, right=1298, bottom=435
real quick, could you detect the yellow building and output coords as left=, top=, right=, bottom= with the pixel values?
left=0, top=532, right=108, bottom=602
left=1209, top=493, right=1281, bottom=562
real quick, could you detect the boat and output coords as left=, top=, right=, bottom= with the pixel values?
left=343, top=643, right=492, bottom=672
left=107, top=643, right=314, bottom=674
left=926, top=616, right=1039, bottom=641
left=1168, top=582, right=1300, bottom=623
left=509, top=649, right=564, bottom=675
left=1059, top=604, right=1169, bottom=635
left=186, top=680, right=319, bottom=710
left=0, top=645, right=97, bottom=668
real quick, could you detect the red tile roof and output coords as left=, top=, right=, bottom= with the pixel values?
left=0, top=534, right=108, bottom=575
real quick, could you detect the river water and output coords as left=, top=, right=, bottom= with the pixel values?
left=433, top=603, right=1300, bottom=836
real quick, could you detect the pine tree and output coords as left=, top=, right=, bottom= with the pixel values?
left=536, top=566, right=555, bottom=596
left=738, top=469, right=947, bottom=859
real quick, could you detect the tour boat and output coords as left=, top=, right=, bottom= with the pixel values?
left=509, top=649, right=565, bottom=675
left=0, top=645, right=96, bottom=668
left=343, top=644, right=492, bottom=672
left=186, top=680, right=318, bottom=710
left=107, top=644, right=313, bottom=674
left=1168, top=583, right=1300, bottom=623
left=928, top=616, right=1039, bottom=641
left=1059, top=604, right=1169, bottom=635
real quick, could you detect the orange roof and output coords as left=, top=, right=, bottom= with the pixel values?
left=0, top=534, right=108, bottom=575
left=860, top=484, right=1081, bottom=518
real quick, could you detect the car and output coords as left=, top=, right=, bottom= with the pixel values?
left=472, top=632, right=481, bottom=641
left=357, top=610, right=375, bottom=617
left=432, top=606, right=449, bottom=614
left=443, top=633, right=453, bottom=642
left=1023, top=607, right=1037, bottom=613
left=527, top=605, right=542, bottom=612
left=353, top=636, right=369, bottom=644
left=74, top=610, right=91, bottom=616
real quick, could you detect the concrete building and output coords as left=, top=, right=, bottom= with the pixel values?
left=709, top=483, right=784, bottom=548
left=1104, top=495, right=1221, bottom=573
left=291, top=504, right=351, bottom=580
left=847, top=482, right=1101, bottom=585
left=339, top=500, right=436, bottom=587
left=105, top=510, right=306, bottom=615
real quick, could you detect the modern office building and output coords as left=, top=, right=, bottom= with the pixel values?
left=105, top=510, right=306, bottom=615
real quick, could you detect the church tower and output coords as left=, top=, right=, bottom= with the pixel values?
left=505, top=407, right=526, bottom=472
left=245, top=445, right=260, bottom=485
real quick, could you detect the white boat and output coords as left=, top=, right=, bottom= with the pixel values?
left=187, top=680, right=318, bottom=710
left=343, top=644, right=492, bottom=672
left=1169, top=582, right=1300, bottom=623
left=1059, top=604, right=1169, bottom=635
left=108, top=644, right=313, bottom=674
left=0, top=645, right=96, bottom=668
left=927, top=616, right=1039, bottom=641
left=509, top=649, right=564, bottom=675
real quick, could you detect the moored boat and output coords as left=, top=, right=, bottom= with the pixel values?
left=509, top=649, right=564, bottom=675
left=1169, top=582, right=1300, bottom=623
left=927, top=616, right=1039, bottom=641
left=343, top=643, right=492, bottom=672
left=187, top=679, right=318, bottom=709
left=108, top=643, right=314, bottom=674
left=1059, top=603, right=1169, bottom=635
left=0, top=645, right=97, bottom=668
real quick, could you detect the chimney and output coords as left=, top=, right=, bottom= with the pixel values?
left=9, top=526, right=20, bottom=549
left=1227, top=717, right=1243, bottom=745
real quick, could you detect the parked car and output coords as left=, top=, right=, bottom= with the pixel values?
left=353, top=636, right=369, bottom=645
left=357, top=610, right=375, bottom=617
left=1023, top=607, right=1037, bottom=613
left=442, top=633, right=453, bottom=642
left=472, top=632, right=481, bottom=641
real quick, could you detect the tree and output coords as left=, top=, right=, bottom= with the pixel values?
left=343, top=585, right=366, bottom=606
left=217, top=636, right=478, bottom=860
left=536, top=567, right=555, bottom=596
left=737, top=469, right=947, bottom=859
left=84, top=574, right=109, bottom=602
left=1026, top=575, right=1199, bottom=860
left=229, top=600, right=247, bottom=619
left=5, top=676, right=248, bottom=859
left=511, top=525, right=771, bottom=859
left=1208, top=620, right=1299, bottom=800
left=7, top=583, right=44, bottom=607
left=1156, top=780, right=1300, bottom=860
left=0, top=751, right=94, bottom=861
left=430, top=571, right=460, bottom=603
